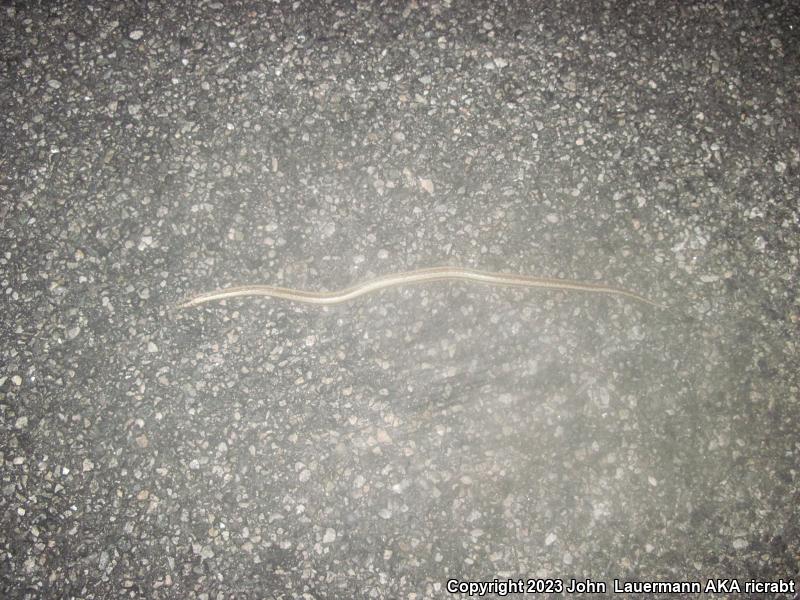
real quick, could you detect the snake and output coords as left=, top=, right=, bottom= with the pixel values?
left=178, top=266, right=662, bottom=309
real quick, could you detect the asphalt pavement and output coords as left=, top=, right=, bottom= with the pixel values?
left=2, top=1, right=798, bottom=598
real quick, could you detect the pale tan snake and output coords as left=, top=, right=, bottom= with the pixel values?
left=179, top=267, right=662, bottom=309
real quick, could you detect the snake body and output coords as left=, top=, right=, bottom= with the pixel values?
left=179, top=267, right=662, bottom=309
